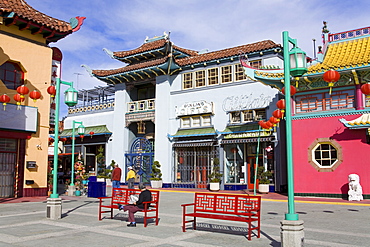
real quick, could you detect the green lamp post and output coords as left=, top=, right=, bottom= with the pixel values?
left=50, top=78, right=78, bottom=199
left=282, top=31, right=307, bottom=220
left=70, top=121, right=85, bottom=186
left=281, top=31, right=307, bottom=246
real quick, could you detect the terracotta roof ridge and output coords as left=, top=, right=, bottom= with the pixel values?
left=175, top=40, right=280, bottom=66
left=113, top=39, right=168, bottom=58
left=0, top=0, right=72, bottom=32
left=92, top=57, right=168, bottom=77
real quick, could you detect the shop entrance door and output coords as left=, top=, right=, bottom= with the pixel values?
left=247, top=156, right=263, bottom=190
left=0, top=152, right=16, bottom=197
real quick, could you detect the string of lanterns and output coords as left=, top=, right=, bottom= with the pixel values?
left=0, top=84, right=56, bottom=110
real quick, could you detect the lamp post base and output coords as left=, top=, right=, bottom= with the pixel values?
left=46, top=197, right=62, bottom=220
left=280, top=220, right=304, bottom=247
left=68, top=185, right=75, bottom=196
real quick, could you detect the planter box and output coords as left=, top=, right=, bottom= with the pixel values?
left=258, top=184, right=269, bottom=194
left=209, top=182, right=220, bottom=191
left=150, top=180, right=163, bottom=189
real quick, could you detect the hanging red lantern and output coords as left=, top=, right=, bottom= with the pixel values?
left=0, top=94, right=10, bottom=110
left=272, top=109, right=283, bottom=119
left=13, top=94, right=24, bottom=109
left=258, top=121, right=270, bottom=130
left=269, top=116, right=280, bottom=125
left=60, top=137, right=67, bottom=142
left=276, top=99, right=286, bottom=114
left=265, top=121, right=274, bottom=129
left=89, top=131, right=95, bottom=138
left=16, top=85, right=29, bottom=98
left=230, top=147, right=238, bottom=153
left=48, top=137, right=54, bottom=142
left=361, top=83, right=370, bottom=107
left=282, top=85, right=297, bottom=96
left=80, top=135, right=84, bottom=142
left=47, top=85, right=56, bottom=97
left=29, top=90, right=41, bottom=103
left=323, top=70, right=340, bottom=94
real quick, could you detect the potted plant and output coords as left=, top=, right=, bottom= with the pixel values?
left=150, top=161, right=163, bottom=188
left=257, top=166, right=272, bottom=193
left=209, top=158, right=222, bottom=191
left=97, top=160, right=114, bottom=184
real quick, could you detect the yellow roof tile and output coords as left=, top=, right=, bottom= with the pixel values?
left=308, top=37, right=370, bottom=73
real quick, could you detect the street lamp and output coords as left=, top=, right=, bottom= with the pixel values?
left=281, top=31, right=307, bottom=246
left=47, top=78, right=78, bottom=220
left=70, top=121, right=85, bottom=189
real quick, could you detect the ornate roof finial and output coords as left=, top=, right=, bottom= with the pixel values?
left=322, top=21, right=329, bottom=34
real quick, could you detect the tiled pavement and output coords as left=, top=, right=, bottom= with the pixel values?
left=0, top=187, right=370, bottom=246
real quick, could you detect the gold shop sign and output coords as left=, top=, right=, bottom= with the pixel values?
left=224, top=131, right=271, bottom=139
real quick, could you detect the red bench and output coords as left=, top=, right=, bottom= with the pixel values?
left=98, top=188, right=160, bottom=227
left=181, top=192, right=261, bottom=240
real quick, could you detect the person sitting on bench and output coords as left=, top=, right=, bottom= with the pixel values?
left=118, top=183, right=152, bottom=227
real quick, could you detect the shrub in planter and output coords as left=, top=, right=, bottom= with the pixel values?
left=209, top=158, right=222, bottom=191
left=150, top=161, right=163, bottom=188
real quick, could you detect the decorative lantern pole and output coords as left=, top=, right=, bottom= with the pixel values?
left=281, top=31, right=307, bottom=246
left=70, top=120, right=85, bottom=193
left=51, top=78, right=78, bottom=199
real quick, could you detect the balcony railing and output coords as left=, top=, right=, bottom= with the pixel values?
left=127, top=99, right=155, bottom=113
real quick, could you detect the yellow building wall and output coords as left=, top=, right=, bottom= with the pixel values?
left=0, top=24, right=53, bottom=190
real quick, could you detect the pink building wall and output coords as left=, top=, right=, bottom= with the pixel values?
left=292, top=114, right=369, bottom=195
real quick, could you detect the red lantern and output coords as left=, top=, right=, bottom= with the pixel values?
left=0, top=94, right=10, bottom=110
left=16, top=85, right=29, bottom=98
left=323, top=70, right=340, bottom=94
left=269, top=116, right=279, bottom=125
left=48, top=137, right=54, bottom=142
left=61, top=137, right=67, bottom=142
left=272, top=109, right=283, bottom=119
left=361, top=83, right=370, bottom=107
left=230, top=147, right=238, bottom=153
left=265, top=121, right=274, bottom=129
left=282, top=85, right=297, bottom=96
left=47, top=85, right=56, bottom=97
left=276, top=99, right=286, bottom=113
left=259, top=121, right=270, bottom=130
left=89, top=131, right=95, bottom=138
left=13, top=94, right=24, bottom=109
left=80, top=135, right=84, bottom=142
left=29, top=90, right=41, bottom=103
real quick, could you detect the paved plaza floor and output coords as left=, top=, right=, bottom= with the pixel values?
left=0, top=188, right=370, bottom=246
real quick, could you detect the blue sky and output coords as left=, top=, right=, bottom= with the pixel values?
left=25, top=0, right=370, bottom=117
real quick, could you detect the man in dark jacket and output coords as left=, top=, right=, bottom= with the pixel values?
left=119, top=183, right=152, bottom=227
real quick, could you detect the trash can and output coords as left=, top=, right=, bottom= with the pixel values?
left=88, top=181, right=106, bottom=197
left=89, top=176, right=97, bottom=182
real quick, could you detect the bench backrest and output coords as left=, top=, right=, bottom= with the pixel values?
left=194, top=192, right=260, bottom=216
left=111, top=188, right=160, bottom=205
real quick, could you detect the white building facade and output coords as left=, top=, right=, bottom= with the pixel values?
left=63, top=34, right=287, bottom=191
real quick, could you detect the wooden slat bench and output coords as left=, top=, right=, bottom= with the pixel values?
left=98, top=188, right=160, bottom=227
left=181, top=192, right=261, bottom=240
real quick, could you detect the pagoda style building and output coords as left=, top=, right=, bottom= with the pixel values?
left=65, top=33, right=286, bottom=191
left=244, top=23, right=370, bottom=199
left=0, top=0, right=84, bottom=197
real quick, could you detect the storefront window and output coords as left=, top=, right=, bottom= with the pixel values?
left=224, top=144, right=244, bottom=183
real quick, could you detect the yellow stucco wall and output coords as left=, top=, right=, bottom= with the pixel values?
left=0, top=24, right=52, bottom=189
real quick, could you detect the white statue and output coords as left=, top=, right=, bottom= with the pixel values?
left=348, top=174, right=363, bottom=201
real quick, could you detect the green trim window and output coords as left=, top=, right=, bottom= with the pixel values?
left=180, top=115, right=212, bottom=128
left=249, top=59, right=262, bottom=69
left=183, top=73, right=193, bottom=89
left=195, top=70, right=206, bottom=87
left=308, top=138, right=343, bottom=172
left=221, top=65, right=232, bottom=83
left=234, top=64, right=247, bottom=81
left=208, top=68, right=219, bottom=85
left=230, top=109, right=266, bottom=124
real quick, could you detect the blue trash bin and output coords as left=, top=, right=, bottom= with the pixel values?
left=89, top=176, right=97, bottom=182
left=88, top=181, right=106, bottom=197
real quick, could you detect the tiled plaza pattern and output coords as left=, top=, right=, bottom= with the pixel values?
left=1, top=187, right=370, bottom=246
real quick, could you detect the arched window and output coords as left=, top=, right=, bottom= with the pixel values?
left=0, top=62, right=24, bottom=90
